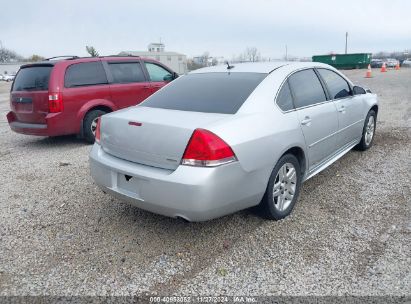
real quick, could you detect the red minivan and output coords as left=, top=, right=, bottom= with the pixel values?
left=7, top=56, right=178, bottom=142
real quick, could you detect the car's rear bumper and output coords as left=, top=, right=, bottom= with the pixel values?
left=7, top=111, right=71, bottom=137
left=89, top=144, right=265, bottom=221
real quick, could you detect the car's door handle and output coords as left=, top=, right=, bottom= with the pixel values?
left=301, top=116, right=312, bottom=126
left=338, top=105, right=346, bottom=113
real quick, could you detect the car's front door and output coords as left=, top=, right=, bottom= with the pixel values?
left=143, top=62, right=174, bottom=94
left=317, top=68, right=364, bottom=149
left=105, top=61, right=152, bottom=108
left=288, top=69, right=339, bottom=171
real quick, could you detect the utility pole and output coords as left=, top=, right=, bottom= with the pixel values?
left=345, top=32, right=348, bottom=54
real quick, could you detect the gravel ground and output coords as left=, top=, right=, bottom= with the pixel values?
left=0, top=68, right=410, bottom=297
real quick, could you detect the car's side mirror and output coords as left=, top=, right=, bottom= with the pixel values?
left=353, top=85, right=366, bottom=95
left=163, top=72, right=179, bottom=82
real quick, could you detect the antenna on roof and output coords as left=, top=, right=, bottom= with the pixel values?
left=225, top=61, right=234, bottom=70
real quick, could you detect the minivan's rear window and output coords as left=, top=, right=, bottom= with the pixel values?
left=142, top=72, right=267, bottom=114
left=12, top=66, right=53, bottom=91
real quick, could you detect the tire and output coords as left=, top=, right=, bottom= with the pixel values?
left=259, top=154, right=302, bottom=220
left=83, top=109, right=107, bottom=144
left=355, top=110, right=376, bottom=151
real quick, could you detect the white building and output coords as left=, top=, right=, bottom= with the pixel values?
left=120, top=43, right=187, bottom=75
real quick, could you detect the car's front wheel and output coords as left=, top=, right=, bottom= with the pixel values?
left=259, top=154, right=302, bottom=220
left=356, top=110, right=376, bottom=151
left=83, top=109, right=107, bottom=144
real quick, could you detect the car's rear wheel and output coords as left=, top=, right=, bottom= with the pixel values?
left=355, top=110, right=376, bottom=151
left=83, top=109, right=107, bottom=144
left=259, top=154, right=302, bottom=220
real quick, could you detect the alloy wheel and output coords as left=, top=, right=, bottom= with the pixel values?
left=91, top=117, right=99, bottom=136
left=365, top=116, right=375, bottom=146
left=273, top=162, right=297, bottom=212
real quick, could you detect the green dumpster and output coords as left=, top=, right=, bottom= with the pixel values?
left=312, top=53, right=372, bottom=69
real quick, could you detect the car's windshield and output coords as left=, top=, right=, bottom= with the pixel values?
left=12, top=65, right=53, bottom=91
left=142, top=72, right=267, bottom=114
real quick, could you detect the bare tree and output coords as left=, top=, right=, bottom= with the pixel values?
left=86, top=46, right=99, bottom=57
left=244, top=47, right=261, bottom=62
left=0, top=43, right=23, bottom=62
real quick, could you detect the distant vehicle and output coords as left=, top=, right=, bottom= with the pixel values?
left=402, top=59, right=411, bottom=67
left=7, top=56, right=178, bottom=143
left=90, top=62, right=378, bottom=221
left=3, top=74, right=15, bottom=82
left=385, top=58, right=398, bottom=68
left=370, top=59, right=383, bottom=68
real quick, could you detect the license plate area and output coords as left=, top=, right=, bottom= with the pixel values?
left=13, top=101, right=33, bottom=113
left=116, top=173, right=141, bottom=198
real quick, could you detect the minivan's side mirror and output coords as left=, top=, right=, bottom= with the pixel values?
left=163, top=74, right=173, bottom=82
left=353, top=86, right=366, bottom=95
left=163, top=72, right=179, bottom=82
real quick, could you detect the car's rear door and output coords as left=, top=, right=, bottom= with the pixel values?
left=288, top=68, right=339, bottom=171
left=143, top=61, right=174, bottom=94
left=317, top=68, right=364, bottom=149
left=105, top=60, right=152, bottom=108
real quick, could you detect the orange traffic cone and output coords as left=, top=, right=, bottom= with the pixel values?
left=381, top=62, right=387, bottom=72
left=395, top=62, right=400, bottom=70
left=365, top=64, right=372, bottom=78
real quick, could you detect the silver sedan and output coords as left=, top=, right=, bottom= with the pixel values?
left=89, top=62, right=378, bottom=221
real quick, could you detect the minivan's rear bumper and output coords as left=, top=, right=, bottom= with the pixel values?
left=89, top=144, right=265, bottom=221
left=7, top=111, right=68, bottom=136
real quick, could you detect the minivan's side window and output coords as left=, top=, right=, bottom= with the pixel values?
left=317, top=69, right=351, bottom=99
left=65, top=62, right=107, bottom=88
left=108, top=62, right=146, bottom=84
left=288, top=69, right=327, bottom=108
left=276, top=81, right=294, bottom=111
left=145, top=62, right=171, bottom=82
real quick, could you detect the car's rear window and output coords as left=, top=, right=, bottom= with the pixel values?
left=142, top=72, right=267, bottom=114
left=12, top=65, right=53, bottom=91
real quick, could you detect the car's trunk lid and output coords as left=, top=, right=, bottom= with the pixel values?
left=101, top=106, right=229, bottom=170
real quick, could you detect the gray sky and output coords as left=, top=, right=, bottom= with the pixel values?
left=1, top=0, right=410, bottom=59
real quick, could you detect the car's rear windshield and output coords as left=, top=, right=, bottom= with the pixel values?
left=142, top=72, right=267, bottom=114
left=12, top=65, right=53, bottom=92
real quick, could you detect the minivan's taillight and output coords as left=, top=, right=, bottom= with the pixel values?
left=95, top=117, right=101, bottom=144
left=48, top=92, right=63, bottom=113
left=181, top=129, right=237, bottom=167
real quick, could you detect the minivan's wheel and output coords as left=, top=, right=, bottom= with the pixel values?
left=83, top=109, right=107, bottom=144
left=355, top=110, right=376, bottom=151
left=259, top=154, right=302, bottom=220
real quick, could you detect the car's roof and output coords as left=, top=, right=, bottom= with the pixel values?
left=189, top=61, right=332, bottom=74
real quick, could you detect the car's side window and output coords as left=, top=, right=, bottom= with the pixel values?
left=317, top=69, right=351, bottom=99
left=276, top=80, right=294, bottom=111
left=145, top=62, right=171, bottom=82
left=108, top=62, right=146, bottom=84
left=288, top=69, right=327, bottom=109
left=65, top=61, right=108, bottom=88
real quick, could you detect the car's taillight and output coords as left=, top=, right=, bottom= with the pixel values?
left=48, top=92, right=63, bottom=113
left=181, top=129, right=237, bottom=167
left=95, top=117, right=101, bottom=144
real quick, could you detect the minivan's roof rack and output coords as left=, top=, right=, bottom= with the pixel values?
left=102, top=55, right=141, bottom=58
left=45, top=55, right=79, bottom=61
